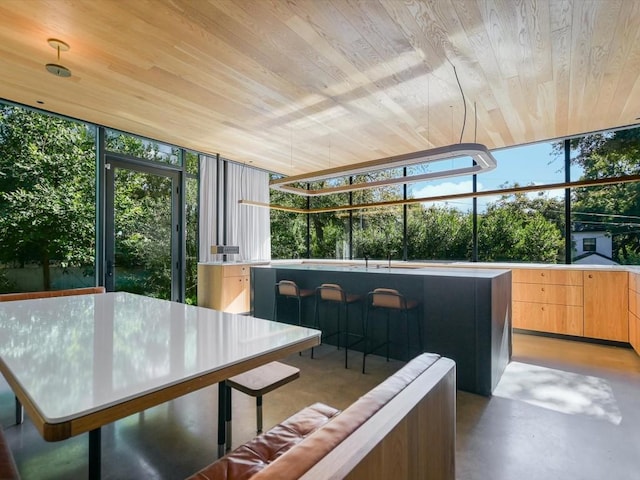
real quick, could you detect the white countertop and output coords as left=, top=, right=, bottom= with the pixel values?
left=269, top=259, right=634, bottom=272
left=258, top=262, right=509, bottom=279
left=0, top=292, right=319, bottom=425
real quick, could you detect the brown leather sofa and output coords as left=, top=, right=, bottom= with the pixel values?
left=0, top=429, right=19, bottom=480
left=188, top=352, right=456, bottom=480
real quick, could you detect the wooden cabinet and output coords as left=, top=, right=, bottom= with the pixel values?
left=583, top=271, right=628, bottom=342
left=513, top=283, right=582, bottom=306
left=512, top=269, right=583, bottom=286
left=198, top=263, right=252, bottom=313
left=512, top=268, right=583, bottom=335
left=513, top=267, right=630, bottom=343
left=513, top=301, right=583, bottom=336
left=628, top=273, right=640, bottom=354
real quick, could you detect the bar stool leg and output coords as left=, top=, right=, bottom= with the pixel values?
left=386, top=311, right=390, bottom=362
left=362, top=305, right=371, bottom=374
left=416, top=307, right=423, bottom=353
left=404, top=310, right=411, bottom=361
left=344, top=302, right=349, bottom=368
left=273, top=285, right=278, bottom=322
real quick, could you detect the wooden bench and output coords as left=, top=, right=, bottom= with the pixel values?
left=0, top=286, right=106, bottom=303
left=188, top=352, right=456, bottom=480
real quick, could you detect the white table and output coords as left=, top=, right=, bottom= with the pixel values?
left=0, top=292, right=320, bottom=479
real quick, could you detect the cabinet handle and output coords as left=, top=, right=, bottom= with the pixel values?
left=541, top=287, right=545, bottom=292
left=541, top=273, right=545, bottom=277
left=588, top=274, right=593, bottom=278
left=541, top=307, right=545, bottom=311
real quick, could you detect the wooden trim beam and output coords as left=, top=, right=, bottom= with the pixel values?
left=244, top=174, right=640, bottom=214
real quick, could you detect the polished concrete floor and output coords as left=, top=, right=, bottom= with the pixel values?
left=2, top=334, right=640, bottom=479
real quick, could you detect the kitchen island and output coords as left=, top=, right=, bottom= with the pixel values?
left=251, top=263, right=511, bottom=396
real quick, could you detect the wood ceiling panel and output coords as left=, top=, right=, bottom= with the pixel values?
left=0, top=0, right=638, bottom=176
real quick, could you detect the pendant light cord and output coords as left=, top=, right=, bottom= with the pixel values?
left=452, top=65, right=467, bottom=144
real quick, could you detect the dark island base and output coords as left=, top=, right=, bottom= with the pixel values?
left=251, top=264, right=512, bottom=396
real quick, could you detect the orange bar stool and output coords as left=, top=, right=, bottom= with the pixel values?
left=362, top=288, right=423, bottom=374
left=273, top=280, right=314, bottom=327
left=313, top=283, right=364, bottom=367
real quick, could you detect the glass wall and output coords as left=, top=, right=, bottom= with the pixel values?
left=0, top=102, right=200, bottom=301
left=0, top=104, right=97, bottom=293
left=308, top=180, right=350, bottom=259
left=270, top=179, right=308, bottom=259
left=269, top=126, right=640, bottom=266
left=185, top=151, right=199, bottom=304
left=569, top=127, right=640, bottom=265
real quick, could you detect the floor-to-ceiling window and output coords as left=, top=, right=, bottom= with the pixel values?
left=0, top=102, right=201, bottom=302
left=569, top=128, right=640, bottom=265
left=269, top=125, right=640, bottom=266
left=0, top=103, right=97, bottom=293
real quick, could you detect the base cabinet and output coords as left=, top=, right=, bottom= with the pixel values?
left=629, top=273, right=640, bottom=354
left=584, top=271, right=628, bottom=342
left=198, top=263, right=251, bottom=313
left=512, top=268, right=583, bottom=336
left=512, top=302, right=583, bottom=336
left=513, top=268, right=628, bottom=342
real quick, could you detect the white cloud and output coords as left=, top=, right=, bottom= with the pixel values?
left=411, top=180, right=499, bottom=212
left=410, top=181, right=565, bottom=212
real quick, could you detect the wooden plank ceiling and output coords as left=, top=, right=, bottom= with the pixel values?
left=1, top=0, right=639, bottom=176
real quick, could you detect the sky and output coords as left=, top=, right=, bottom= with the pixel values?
left=408, top=141, right=584, bottom=212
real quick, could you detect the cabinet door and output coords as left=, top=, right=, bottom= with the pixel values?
left=583, top=271, right=628, bottom=341
left=222, top=276, right=249, bottom=313
left=630, top=311, right=640, bottom=355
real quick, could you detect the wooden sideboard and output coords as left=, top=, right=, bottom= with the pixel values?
left=198, top=263, right=252, bottom=313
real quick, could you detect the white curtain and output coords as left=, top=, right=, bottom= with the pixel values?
left=225, top=163, right=271, bottom=261
left=198, top=155, right=218, bottom=262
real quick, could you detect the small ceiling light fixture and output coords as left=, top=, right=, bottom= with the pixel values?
left=45, top=38, right=71, bottom=78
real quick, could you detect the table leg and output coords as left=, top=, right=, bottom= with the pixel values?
left=15, top=397, right=23, bottom=425
left=217, top=381, right=228, bottom=458
left=89, top=428, right=101, bottom=480
left=225, top=383, right=232, bottom=451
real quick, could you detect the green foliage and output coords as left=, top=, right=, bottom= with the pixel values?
left=569, top=127, right=640, bottom=263
left=406, top=205, right=472, bottom=260
left=269, top=184, right=309, bottom=258
left=0, top=268, right=16, bottom=294
left=0, top=106, right=96, bottom=289
left=352, top=207, right=403, bottom=259
left=478, top=192, right=564, bottom=263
